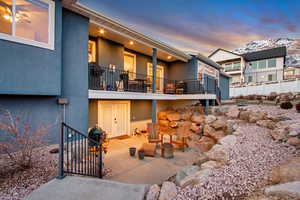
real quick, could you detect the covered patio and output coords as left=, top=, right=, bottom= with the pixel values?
left=103, top=135, right=199, bottom=184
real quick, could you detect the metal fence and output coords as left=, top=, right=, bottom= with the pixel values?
left=58, top=123, right=103, bottom=179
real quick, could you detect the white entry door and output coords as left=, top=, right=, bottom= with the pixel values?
left=98, top=101, right=130, bottom=138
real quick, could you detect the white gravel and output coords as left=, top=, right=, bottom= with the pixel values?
left=174, top=123, right=299, bottom=200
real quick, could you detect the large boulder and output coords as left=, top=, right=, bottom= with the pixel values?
left=166, top=112, right=180, bottom=121
left=190, top=123, right=201, bottom=134
left=201, top=160, right=221, bottom=169
left=226, top=107, right=240, bottom=118
left=158, top=112, right=167, bottom=120
left=169, top=121, right=178, bottom=128
left=146, top=184, right=160, bottom=200
left=180, top=112, right=192, bottom=121
left=287, top=137, right=300, bottom=148
left=271, top=157, right=300, bottom=184
left=239, top=111, right=251, bottom=121
left=158, top=182, right=177, bottom=200
left=211, top=119, right=227, bottom=130
left=270, top=128, right=288, bottom=141
left=178, top=168, right=212, bottom=188
left=191, top=114, right=205, bottom=124
left=203, top=124, right=215, bottom=136
left=248, top=112, right=266, bottom=123
left=205, top=115, right=217, bottom=124
left=288, top=124, right=300, bottom=137
left=264, top=181, right=300, bottom=199
left=208, top=130, right=227, bottom=141
left=219, top=135, right=237, bottom=146
left=193, top=154, right=209, bottom=167
left=159, top=120, right=169, bottom=127
left=175, top=165, right=200, bottom=186
left=206, top=144, right=229, bottom=163
left=197, top=136, right=216, bottom=152
left=256, top=120, right=276, bottom=130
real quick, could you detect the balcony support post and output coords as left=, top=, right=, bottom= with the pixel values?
left=151, top=48, right=157, bottom=123
left=205, top=99, right=209, bottom=115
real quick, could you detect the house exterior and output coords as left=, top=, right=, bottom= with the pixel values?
left=209, top=47, right=287, bottom=85
left=0, top=0, right=229, bottom=141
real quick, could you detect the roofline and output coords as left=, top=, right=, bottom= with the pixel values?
left=194, top=54, right=221, bottom=70
left=208, top=48, right=241, bottom=58
left=62, top=1, right=191, bottom=62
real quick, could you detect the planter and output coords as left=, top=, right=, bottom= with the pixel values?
left=138, top=150, right=145, bottom=160
left=129, top=147, right=136, bottom=157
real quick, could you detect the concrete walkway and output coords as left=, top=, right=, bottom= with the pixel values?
left=104, top=135, right=199, bottom=184
left=24, top=176, right=149, bottom=200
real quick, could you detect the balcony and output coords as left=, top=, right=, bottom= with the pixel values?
left=89, top=63, right=219, bottom=95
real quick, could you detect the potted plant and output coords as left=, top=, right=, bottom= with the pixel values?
left=138, top=149, right=145, bottom=160
left=296, top=102, right=300, bottom=113
left=129, top=147, right=136, bottom=157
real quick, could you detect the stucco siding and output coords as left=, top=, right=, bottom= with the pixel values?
left=0, top=0, right=62, bottom=95
left=168, top=58, right=197, bottom=80
left=61, top=9, right=89, bottom=133
left=210, top=50, right=241, bottom=62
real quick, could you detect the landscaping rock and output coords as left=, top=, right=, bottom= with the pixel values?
left=208, top=130, right=227, bottom=141
left=219, top=135, right=237, bottom=146
left=159, top=120, right=169, bottom=127
left=175, top=165, right=200, bottom=186
left=203, top=124, right=214, bottom=136
left=158, top=112, right=167, bottom=120
left=201, top=160, right=220, bottom=169
left=166, top=112, right=180, bottom=121
left=191, top=114, right=205, bottom=124
left=180, top=112, right=192, bottom=121
left=287, top=137, right=300, bottom=147
left=270, top=128, right=288, bottom=141
left=206, top=144, right=229, bottom=163
left=226, top=107, right=240, bottom=118
left=158, top=182, right=177, bottom=200
left=190, top=123, right=200, bottom=133
left=239, top=111, right=251, bottom=121
left=256, top=120, right=276, bottom=130
left=193, top=154, right=209, bottom=167
left=211, top=119, right=227, bottom=130
left=49, top=148, right=59, bottom=154
left=205, top=115, right=217, bottom=124
left=169, top=121, right=178, bottom=128
left=178, top=168, right=212, bottom=188
left=146, top=184, right=160, bottom=200
left=197, top=136, right=216, bottom=152
left=248, top=112, right=266, bottom=123
left=264, top=181, right=300, bottom=199
left=271, top=157, right=300, bottom=184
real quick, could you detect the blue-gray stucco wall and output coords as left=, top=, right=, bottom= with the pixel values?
left=61, top=9, right=89, bottom=134
left=220, top=75, right=230, bottom=100
left=0, top=0, right=62, bottom=95
left=168, top=57, right=197, bottom=80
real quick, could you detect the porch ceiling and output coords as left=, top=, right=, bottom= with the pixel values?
left=63, top=1, right=191, bottom=62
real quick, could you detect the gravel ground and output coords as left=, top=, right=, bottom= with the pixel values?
left=174, top=123, right=299, bottom=200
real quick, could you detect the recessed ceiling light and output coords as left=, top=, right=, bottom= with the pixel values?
left=129, top=41, right=134, bottom=45
left=167, top=56, right=172, bottom=59
left=99, top=29, right=104, bottom=34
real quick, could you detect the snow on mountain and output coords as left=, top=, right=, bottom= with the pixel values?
left=232, top=38, right=300, bottom=68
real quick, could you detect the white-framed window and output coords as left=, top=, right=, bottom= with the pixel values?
left=268, top=58, right=276, bottom=68
left=0, top=0, right=55, bottom=50
left=268, top=74, right=276, bottom=81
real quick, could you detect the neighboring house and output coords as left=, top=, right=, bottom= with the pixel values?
left=0, top=0, right=229, bottom=140
left=209, top=47, right=287, bottom=85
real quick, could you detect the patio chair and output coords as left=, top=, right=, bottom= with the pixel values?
left=172, top=123, right=190, bottom=152
left=147, top=123, right=163, bottom=146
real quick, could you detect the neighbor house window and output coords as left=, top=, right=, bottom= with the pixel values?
left=0, top=0, right=55, bottom=49
left=249, top=61, right=257, bottom=70
left=258, top=60, right=266, bottom=69
left=233, top=62, right=241, bottom=70
left=268, top=58, right=276, bottom=68
left=268, top=74, right=276, bottom=81
left=224, top=63, right=232, bottom=71
left=247, top=76, right=253, bottom=82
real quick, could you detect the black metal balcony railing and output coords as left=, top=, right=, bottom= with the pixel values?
left=88, top=63, right=218, bottom=95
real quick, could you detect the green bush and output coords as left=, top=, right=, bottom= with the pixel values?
left=280, top=101, right=293, bottom=109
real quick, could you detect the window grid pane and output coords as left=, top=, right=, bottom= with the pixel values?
left=268, top=59, right=276, bottom=68
left=258, top=60, right=266, bottom=69
left=0, top=0, right=13, bottom=34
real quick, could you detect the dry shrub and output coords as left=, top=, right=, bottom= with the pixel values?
left=280, top=101, right=293, bottom=110
left=0, top=107, right=55, bottom=170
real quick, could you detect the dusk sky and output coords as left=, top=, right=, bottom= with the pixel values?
left=80, top=0, right=300, bottom=55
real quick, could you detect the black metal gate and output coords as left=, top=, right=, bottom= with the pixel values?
left=58, top=123, right=103, bottom=179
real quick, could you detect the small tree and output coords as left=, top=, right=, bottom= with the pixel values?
left=0, top=107, right=55, bottom=169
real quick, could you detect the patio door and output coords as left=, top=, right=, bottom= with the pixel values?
left=147, top=63, right=164, bottom=92
left=98, top=101, right=130, bottom=138
left=124, top=52, right=136, bottom=80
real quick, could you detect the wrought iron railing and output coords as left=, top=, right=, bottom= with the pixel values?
left=58, top=123, right=103, bottom=179
left=88, top=63, right=217, bottom=95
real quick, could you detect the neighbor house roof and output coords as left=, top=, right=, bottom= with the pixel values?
left=208, top=48, right=242, bottom=58
left=192, top=53, right=222, bottom=70
left=241, top=46, right=287, bottom=61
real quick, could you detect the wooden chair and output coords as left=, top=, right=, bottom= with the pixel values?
left=173, top=123, right=190, bottom=152
left=147, top=123, right=163, bottom=146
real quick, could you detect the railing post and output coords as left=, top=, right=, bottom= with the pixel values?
left=57, top=123, right=65, bottom=179
left=98, top=137, right=103, bottom=178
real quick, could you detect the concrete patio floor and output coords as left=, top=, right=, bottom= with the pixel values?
left=104, top=135, right=199, bottom=184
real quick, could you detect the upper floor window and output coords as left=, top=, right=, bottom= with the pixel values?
left=268, top=58, right=276, bottom=68
left=0, top=0, right=55, bottom=49
left=258, top=60, right=266, bottom=69
left=223, top=61, right=241, bottom=71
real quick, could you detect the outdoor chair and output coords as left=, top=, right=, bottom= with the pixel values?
left=172, top=123, right=190, bottom=152
left=147, top=123, right=163, bottom=146
left=164, top=83, right=175, bottom=94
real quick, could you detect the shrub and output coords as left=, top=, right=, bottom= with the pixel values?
left=280, top=101, right=293, bottom=110
left=0, top=107, right=55, bottom=169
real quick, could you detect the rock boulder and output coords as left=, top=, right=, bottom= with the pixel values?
left=158, top=182, right=177, bottom=200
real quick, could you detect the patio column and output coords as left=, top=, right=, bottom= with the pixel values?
left=152, top=48, right=157, bottom=123
left=205, top=99, right=209, bottom=115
